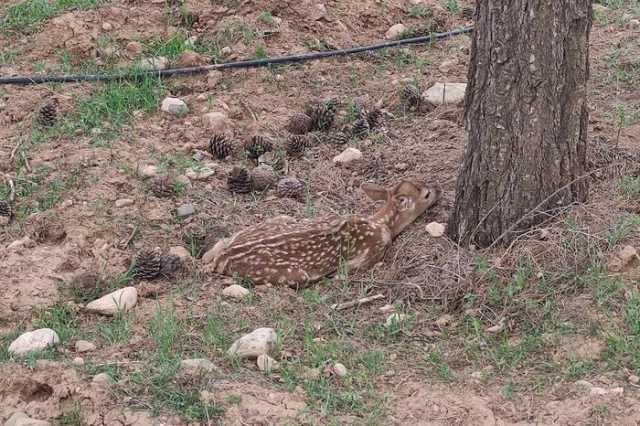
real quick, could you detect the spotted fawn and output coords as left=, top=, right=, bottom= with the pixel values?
left=203, top=179, right=440, bottom=288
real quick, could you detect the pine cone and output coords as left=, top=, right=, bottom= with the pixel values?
left=244, top=136, right=274, bottom=160
left=208, top=134, right=233, bottom=160
left=227, top=166, right=253, bottom=193
left=285, top=113, right=313, bottom=135
left=366, top=109, right=383, bottom=130
left=37, top=101, right=58, bottom=127
left=276, top=177, right=305, bottom=200
left=250, top=165, right=277, bottom=191
left=461, top=7, right=474, bottom=20
left=305, top=99, right=337, bottom=132
left=133, top=250, right=163, bottom=279
left=323, top=131, right=350, bottom=146
left=133, top=250, right=181, bottom=279
left=286, top=134, right=315, bottom=158
left=401, top=83, right=422, bottom=108
left=0, top=200, right=11, bottom=226
left=150, top=175, right=175, bottom=198
left=352, top=117, right=370, bottom=138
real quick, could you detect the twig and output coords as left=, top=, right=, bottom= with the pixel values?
left=9, top=138, right=23, bottom=160
left=119, top=225, right=139, bottom=249
left=330, top=293, right=384, bottom=310
left=20, top=151, right=32, bottom=173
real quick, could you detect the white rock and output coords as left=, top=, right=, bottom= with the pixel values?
left=257, top=354, right=277, bottom=372
left=140, top=56, right=169, bottom=70
left=85, top=287, right=137, bottom=316
left=629, top=374, right=640, bottom=385
left=228, top=328, right=278, bottom=359
left=92, top=373, right=112, bottom=387
left=185, top=167, right=215, bottom=180
left=629, top=19, right=640, bottom=29
left=8, top=329, right=60, bottom=356
left=139, top=165, right=159, bottom=178
left=7, top=236, right=36, bottom=251
left=4, top=412, right=51, bottom=426
left=102, top=22, right=113, bottom=31
left=333, top=147, right=363, bottom=164
left=180, top=358, right=216, bottom=372
left=385, top=23, right=407, bottom=40
left=379, top=304, right=395, bottom=314
left=72, top=357, right=84, bottom=366
left=207, top=70, right=222, bottom=87
left=471, top=371, right=483, bottom=380
left=590, top=386, right=609, bottom=396
left=75, top=340, right=96, bottom=352
left=115, top=198, right=134, bottom=208
left=386, top=313, right=407, bottom=327
left=161, top=97, right=188, bottom=115
left=201, top=111, right=231, bottom=132
left=221, top=46, right=232, bottom=55
left=169, top=246, right=191, bottom=261
left=423, top=82, right=467, bottom=105
left=438, top=59, right=457, bottom=74
left=486, top=322, right=505, bottom=333
left=333, top=363, right=348, bottom=377
left=222, top=284, right=250, bottom=299
left=575, top=380, right=593, bottom=388
left=425, top=222, right=446, bottom=237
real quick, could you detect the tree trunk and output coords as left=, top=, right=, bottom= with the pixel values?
left=447, top=1, right=592, bottom=247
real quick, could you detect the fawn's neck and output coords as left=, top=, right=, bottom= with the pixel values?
left=371, top=203, right=397, bottom=230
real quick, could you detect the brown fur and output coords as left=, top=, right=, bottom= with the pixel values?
left=202, top=179, right=440, bottom=288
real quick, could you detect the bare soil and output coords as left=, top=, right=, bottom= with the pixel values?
left=1, top=0, right=640, bottom=425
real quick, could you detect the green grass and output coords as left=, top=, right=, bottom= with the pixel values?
left=407, top=4, right=432, bottom=17
left=1, top=0, right=105, bottom=33
left=33, top=303, right=78, bottom=342
left=441, top=0, right=460, bottom=13
left=97, top=311, right=131, bottom=344
left=53, top=402, right=84, bottom=426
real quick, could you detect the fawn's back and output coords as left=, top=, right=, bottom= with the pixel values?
left=203, top=179, right=440, bottom=287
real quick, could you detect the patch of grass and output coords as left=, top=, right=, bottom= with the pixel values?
left=407, top=4, right=432, bottom=17
left=33, top=303, right=78, bottom=342
left=0, top=329, right=22, bottom=362
left=254, top=43, right=268, bottom=59
left=618, top=177, right=640, bottom=200
left=422, top=346, right=455, bottom=381
left=97, top=311, right=131, bottom=344
left=53, top=402, right=84, bottom=426
left=606, top=214, right=640, bottom=247
left=73, top=73, right=165, bottom=138
left=442, top=0, right=460, bottom=13
left=1, top=0, right=105, bottom=34
left=258, top=10, right=274, bottom=25
left=563, top=357, right=597, bottom=380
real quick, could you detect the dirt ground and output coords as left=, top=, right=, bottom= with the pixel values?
left=1, top=0, right=640, bottom=425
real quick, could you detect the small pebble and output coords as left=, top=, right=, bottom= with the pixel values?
left=176, top=204, right=195, bottom=218
left=115, top=198, right=134, bottom=208
left=333, top=363, right=348, bottom=377
left=72, top=357, right=84, bottom=366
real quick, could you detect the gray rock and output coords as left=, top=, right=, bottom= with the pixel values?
left=72, top=357, right=84, bottom=366
left=333, top=363, right=348, bottom=377
left=85, top=287, right=137, bottom=316
left=161, top=97, right=188, bottom=115
left=176, top=204, right=195, bottom=218
left=169, top=246, right=191, bottom=261
left=385, top=23, right=407, bottom=40
left=425, top=222, right=446, bottom=237
left=92, top=372, right=112, bottom=387
left=75, top=340, right=96, bottom=353
left=228, top=328, right=278, bottom=359
left=222, top=284, right=250, bottom=299
left=333, top=148, right=363, bottom=164
left=115, top=198, right=134, bottom=208
left=4, top=411, right=51, bottom=426
left=423, top=82, right=467, bottom=105
left=139, top=165, right=159, bottom=178
left=201, top=111, right=231, bottom=133
left=180, top=358, right=217, bottom=373
left=8, top=329, right=60, bottom=356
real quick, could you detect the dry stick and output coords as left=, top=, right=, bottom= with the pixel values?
left=331, top=293, right=384, bottom=310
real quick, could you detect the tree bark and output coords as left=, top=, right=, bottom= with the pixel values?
left=447, top=1, right=592, bottom=247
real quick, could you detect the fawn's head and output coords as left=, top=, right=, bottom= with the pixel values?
left=362, top=179, right=440, bottom=237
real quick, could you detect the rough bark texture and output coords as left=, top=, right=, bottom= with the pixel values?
left=447, top=1, right=592, bottom=247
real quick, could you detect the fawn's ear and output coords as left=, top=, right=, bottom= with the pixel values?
left=361, top=183, right=389, bottom=201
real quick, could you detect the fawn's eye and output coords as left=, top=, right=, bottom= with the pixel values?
left=422, top=190, right=431, bottom=199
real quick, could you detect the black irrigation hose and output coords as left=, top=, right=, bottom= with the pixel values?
left=0, top=27, right=473, bottom=86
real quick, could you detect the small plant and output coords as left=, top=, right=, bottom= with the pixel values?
left=442, top=0, right=460, bottom=13
left=618, top=177, right=640, bottom=201
left=254, top=43, right=268, bottom=59
left=407, top=4, right=432, bottom=17
left=258, top=10, right=274, bottom=24
left=98, top=310, right=131, bottom=344
left=54, top=402, right=84, bottom=426
left=33, top=303, right=78, bottom=342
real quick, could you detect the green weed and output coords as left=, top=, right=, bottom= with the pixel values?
left=33, top=303, right=78, bottom=342
left=1, top=0, right=105, bottom=33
